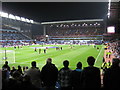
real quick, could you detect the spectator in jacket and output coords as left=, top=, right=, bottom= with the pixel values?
left=25, top=61, right=41, bottom=88
left=58, top=60, right=72, bottom=90
left=70, top=62, right=82, bottom=90
left=2, top=61, right=10, bottom=71
left=81, top=56, right=101, bottom=88
left=103, top=58, right=120, bottom=89
left=41, top=58, right=58, bottom=90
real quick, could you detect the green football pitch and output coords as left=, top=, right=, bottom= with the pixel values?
left=0, top=44, right=104, bottom=70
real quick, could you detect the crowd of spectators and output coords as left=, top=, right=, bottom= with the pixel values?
left=1, top=30, right=30, bottom=40
left=0, top=24, right=31, bottom=41
left=35, top=28, right=103, bottom=41
left=46, top=27, right=104, bottom=37
left=2, top=56, right=120, bottom=90
left=0, top=40, right=33, bottom=47
left=106, top=41, right=120, bottom=59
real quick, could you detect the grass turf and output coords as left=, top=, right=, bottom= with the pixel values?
left=0, top=44, right=104, bottom=70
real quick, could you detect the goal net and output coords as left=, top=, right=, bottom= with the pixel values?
left=0, top=49, right=15, bottom=66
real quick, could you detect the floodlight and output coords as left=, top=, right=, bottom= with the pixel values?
left=107, top=12, right=110, bottom=18
left=50, top=25, right=53, bottom=27
left=1, top=12, right=8, bottom=18
left=108, top=0, right=111, bottom=10
left=46, top=35, right=48, bottom=37
left=26, top=18, right=31, bottom=23
left=67, top=25, right=69, bottom=27
left=98, top=23, right=100, bottom=26
left=15, top=16, right=21, bottom=20
left=107, top=0, right=111, bottom=18
left=60, top=25, right=62, bottom=27
left=21, top=17, right=26, bottom=22
left=9, top=14, right=16, bottom=19
left=30, top=19, right=34, bottom=23
left=82, top=24, right=84, bottom=26
left=60, top=24, right=63, bottom=26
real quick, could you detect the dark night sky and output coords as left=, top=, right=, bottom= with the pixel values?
left=2, top=2, right=108, bottom=22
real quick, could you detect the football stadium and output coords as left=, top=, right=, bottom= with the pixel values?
left=1, top=1, right=120, bottom=90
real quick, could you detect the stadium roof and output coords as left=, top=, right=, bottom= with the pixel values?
left=0, top=11, right=41, bottom=24
left=41, top=19, right=104, bottom=25
left=2, top=2, right=108, bottom=22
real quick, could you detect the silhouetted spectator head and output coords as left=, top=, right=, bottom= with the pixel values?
left=63, top=60, right=69, bottom=68
left=112, top=58, right=120, bottom=67
left=87, top=56, right=95, bottom=66
left=12, top=66, right=15, bottom=70
left=18, top=65, right=21, bottom=70
left=26, top=66, right=28, bottom=69
left=46, top=58, right=52, bottom=64
left=31, top=61, right=36, bottom=67
left=77, top=62, right=82, bottom=69
left=2, top=61, right=10, bottom=71
left=5, top=61, right=8, bottom=65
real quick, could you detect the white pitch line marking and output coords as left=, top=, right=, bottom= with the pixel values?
left=95, top=46, right=103, bottom=63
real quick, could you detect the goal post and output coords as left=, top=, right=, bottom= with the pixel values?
left=0, top=49, right=15, bottom=66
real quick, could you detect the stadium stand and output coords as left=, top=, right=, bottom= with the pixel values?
left=32, top=19, right=105, bottom=45
left=46, top=23, right=104, bottom=36
left=1, top=2, right=120, bottom=89
left=0, top=16, right=37, bottom=46
left=0, top=24, right=33, bottom=46
left=1, top=24, right=31, bottom=40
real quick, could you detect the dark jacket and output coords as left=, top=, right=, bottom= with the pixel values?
left=70, top=69, right=82, bottom=90
left=2, top=64, right=10, bottom=71
left=58, top=67, right=72, bottom=88
left=41, top=63, right=58, bottom=87
left=103, top=66, right=120, bottom=89
left=81, top=66, right=101, bottom=88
